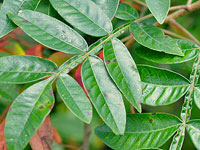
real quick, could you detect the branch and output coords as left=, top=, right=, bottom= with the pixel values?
left=169, top=19, right=200, bottom=46
left=162, top=29, right=189, bottom=40
left=82, top=124, right=91, bottom=150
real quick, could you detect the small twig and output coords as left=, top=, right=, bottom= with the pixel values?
left=125, top=38, right=136, bottom=49
left=121, top=34, right=133, bottom=43
left=135, top=14, right=153, bottom=23
left=82, top=124, right=91, bottom=150
left=130, top=105, right=135, bottom=114
left=169, top=5, right=189, bottom=11
left=162, top=29, right=189, bottom=40
left=187, top=0, right=193, bottom=6
left=169, top=19, right=200, bottom=46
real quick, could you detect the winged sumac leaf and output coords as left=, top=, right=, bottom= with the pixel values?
left=104, top=38, right=142, bottom=112
left=8, top=10, right=88, bottom=54
left=146, top=0, right=170, bottom=24
left=95, top=113, right=181, bottom=150
left=0, top=55, right=58, bottom=84
left=130, top=23, right=184, bottom=56
left=138, top=65, right=190, bottom=106
left=81, top=56, right=126, bottom=135
left=115, top=3, right=139, bottom=21
left=92, top=0, right=119, bottom=20
left=56, top=74, right=92, bottom=123
left=30, top=116, right=53, bottom=150
left=49, top=0, right=113, bottom=37
left=186, top=120, right=200, bottom=149
left=0, top=0, right=41, bottom=38
left=134, top=40, right=199, bottom=64
left=5, top=77, right=55, bottom=150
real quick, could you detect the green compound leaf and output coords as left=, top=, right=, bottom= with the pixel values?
left=130, top=23, right=184, bottom=56
left=169, top=125, right=185, bottom=150
left=138, top=65, right=190, bottom=106
left=95, top=113, right=181, bottom=150
left=81, top=56, right=126, bottom=135
left=8, top=10, right=88, bottom=54
left=0, top=55, right=58, bottom=84
left=50, top=0, right=113, bottom=37
left=134, top=40, right=199, bottom=64
left=56, top=74, right=92, bottom=124
left=194, top=86, right=200, bottom=110
left=58, top=54, right=86, bottom=74
left=5, top=77, right=55, bottom=150
left=186, top=120, right=200, bottom=149
left=115, top=3, right=139, bottom=21
left=0, top=0, right=41, bottom=38
left=104, top=38, right=142, bottom=112
left=146, top=0, right=170, bottom=24
left=92, top=0, right=119, bottom=20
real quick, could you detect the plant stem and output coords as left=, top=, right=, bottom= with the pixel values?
left=82, top=124, right=91, bottom=150
left=187, top=0, right=193, bottom=5
left=169, top=19, right=200, bottom=46
left=161, top=29, right=189, bottom=40
left=132, top=0, right=147, bottom=7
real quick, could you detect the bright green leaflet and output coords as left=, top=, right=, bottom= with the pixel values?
left=8, top=10, right=88, bottom=54
left=138, top=65, right=190, bottom=106
left=169, top=125, right=185, bottom=150
left=91, top=0, right=119, bottom=20
left=0, top=55, right=58, bottom=84
left=59, top=54, right=86, bottom=74
left=134, top=40, right=199, bottom=64
left=115, top=3, right=139, bottom=21
left=81, top=56, right=126, bottom=135
left=5, top=77, right=55, bottom=150
left=56, top=74, right=92, bottom=124
left=146, top=0, right=170, bottom=24
left=0, top=0, right=41, bottom=38
left=104, top=38, right=142, bottom=112
left=49, top=0, right=113, bottom=37
left=95, top=113, right=181, bottom=150
left=194, top=86, right=200, bottom=110
left=130, top=23, right=184, bottom=56
left=186, top=120, right=200, bottom=149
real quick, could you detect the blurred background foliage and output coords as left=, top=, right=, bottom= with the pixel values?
left=0, top=0, right=200, bottom=149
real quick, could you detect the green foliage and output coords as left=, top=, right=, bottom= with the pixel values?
left=0, top=0, right=200, bottom=149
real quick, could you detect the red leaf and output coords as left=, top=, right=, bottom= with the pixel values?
left=30, top=116, right=53, bottom=150
left=25, top=44, right=43, bottom=57
left=52, top=128, right=62, bottom=144
left=0, top=119, right=7, bottom=150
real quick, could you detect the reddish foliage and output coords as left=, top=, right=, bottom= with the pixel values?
left=0, top=119, right=7, bottom=150
left=52, top=128, right=62, bottom=144
left=30, top=116, right=53, bottom=150
left=98, top=51, right=104, bottom=61
left=25, top=44, right=43, bottom=57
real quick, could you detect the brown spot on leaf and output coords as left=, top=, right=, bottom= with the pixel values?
left=106, top=60, right=110, bottom=64
left=149, top=119, right=153, bottom=123
left=39, top=105, right=44, bottom=109
left=113, top=59, right=116, bottom=62
left=49, top=90, right=54, bottom=97
left=87, top=89, right=91, bottom=93
left=48, top=103, right=54, bottom=110
left=152, top=112, right=156, bottom=115
left=22, top=19, right=28, bottom=23
left=8, top=108, right=12, bottom=112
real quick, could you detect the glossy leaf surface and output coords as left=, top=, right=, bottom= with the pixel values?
left=50, top=0, right=113, bottom=37
left=95, top=113, right=181, bottom=150
left=8, top=10, right=88, bottom=54
left=0, top=55, right=57, bottom=84
left=134, top=40, right=199, bottom=64
left=115, top=3, right=139, bottom=21
left=58, top=54, right=86, bottom=74
left=186, top=120, right=200, bottom=149
left=138, top=65, right=190, bottom=106
left=56, top=74, right=92, bottom=123
left=0, top=0, right=41, bottom=38
left=104, top=38, right=142, bottom=112
left=146, top=0, right=170, bottom=24
left=5, top=77, right=55, bottom=150
left=92, top=0, right=119, bottom=20
left=81, top=56, right=126, bottom=135
left=194, top=86, right=200, bottom=110
left=130, top=23, right=184, bottom=56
